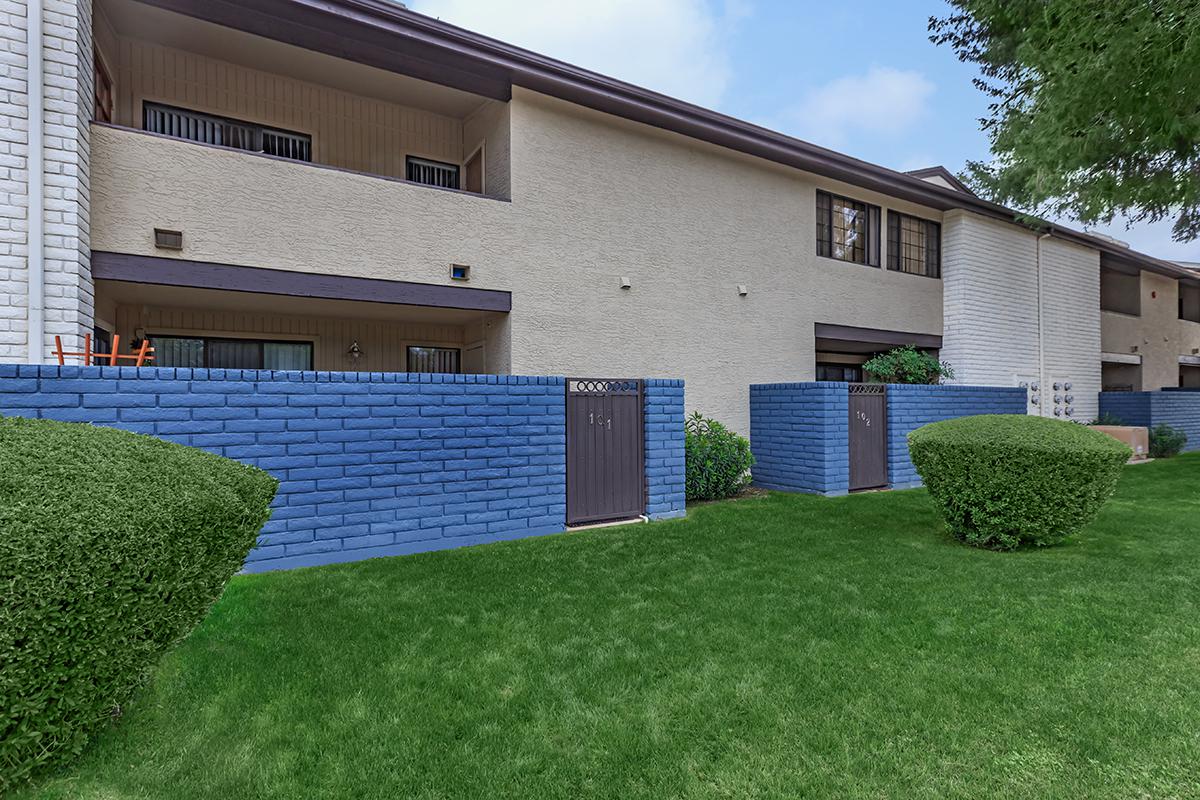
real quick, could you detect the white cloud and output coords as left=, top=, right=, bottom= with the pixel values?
left=408, top=0, right=742, bottom=108
left=777, top=67, right=935, bottom=149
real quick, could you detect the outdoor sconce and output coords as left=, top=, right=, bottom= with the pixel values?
left=347, top=340, right=364, bottom=363
left=619, top=277, right=632, bottom=289
left=737, top=285, right=748, bottom=296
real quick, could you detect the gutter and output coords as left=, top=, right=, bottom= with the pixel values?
left=25, top=0, right=43, bottom=364
left=137, top=0, right=1197, bottom=284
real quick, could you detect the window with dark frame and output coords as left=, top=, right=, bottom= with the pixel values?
left=142, top=102, right=312, bottom=162
left=406, top=156, right=461, bottom=190
left=887, top=211, right=941, bottom=278
left=816, top=363, right=864, bottom=382
left=816, top=190, right=880, bottom=267
left=149, top=335, right=314, bottom=370
left=407, top=346, right=461, bottom=374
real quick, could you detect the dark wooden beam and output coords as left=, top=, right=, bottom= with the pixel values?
left=91, top=251, right=511, bottom=313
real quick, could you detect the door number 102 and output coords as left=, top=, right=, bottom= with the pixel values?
left=856, top=410, right=872, bottom=427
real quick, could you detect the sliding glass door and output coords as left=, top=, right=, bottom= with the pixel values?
left=151, top=335, right=314, bottom=370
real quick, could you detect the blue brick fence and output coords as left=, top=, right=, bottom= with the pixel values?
left=749, top=382, right=1027, bottom=494
left=1, top=366, right=686, bottom=571
left=1100, top=390, right=1200, bottom=452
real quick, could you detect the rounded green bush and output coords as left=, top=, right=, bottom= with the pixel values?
left=685, top=412, right=755, bottom=501
left=0, top=417, right=277, bottom=790
left=908, top=415, right=1130, bottom=551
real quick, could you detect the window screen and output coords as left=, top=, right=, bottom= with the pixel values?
left=887, top=212, right=941, bottom=277
left=816, top=190, right=880, bottom=266
left=407, top=346, right=461, bottom=373
left=406, top=156, right=460, bottom=190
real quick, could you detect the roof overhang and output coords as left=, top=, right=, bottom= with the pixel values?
left=129, top=0, right=1193, bottom=282
left=815, top=323, right=943, bottom=353
left=91, top=251, right=512, bottom=313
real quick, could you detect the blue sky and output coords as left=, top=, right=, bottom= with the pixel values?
left=411, top=0, right=1199, bottom=262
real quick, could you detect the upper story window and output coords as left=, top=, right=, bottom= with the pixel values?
left=406, top=156, right=461, bottom=190
left=1100, top=267, right=1141, bottom=316
left=816, top=190, right=881, bottom=267
left=887, top=212, right=941, bottom=278
left=143, top=102, right=312, bottom=162
left=1181, top=283, right=1200, bottom=323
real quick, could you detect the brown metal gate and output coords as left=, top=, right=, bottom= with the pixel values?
left=566, top=378, right=645, bottom=525
left=848, top=383, right=888, bottom=491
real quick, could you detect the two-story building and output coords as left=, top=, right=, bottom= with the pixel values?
left=3, top=0, right=1198, bottom=433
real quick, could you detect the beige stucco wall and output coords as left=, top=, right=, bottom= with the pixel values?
left=1101, top=270, right=1200, bottom=390
left=91, top=86, right=946, bottom=433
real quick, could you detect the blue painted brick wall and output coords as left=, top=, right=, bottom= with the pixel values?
left=886, top=384, right=1028, bottom=488
left=749, top=382, right=849, bottom=495
left=1, top=366, right=686, bottom=571
left=644, top=379, right=686, bottom=519
left=1100, top=391, right=1200, bottom=452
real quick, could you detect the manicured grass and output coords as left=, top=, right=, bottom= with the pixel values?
left=18, top=456, right=1200, bottom=799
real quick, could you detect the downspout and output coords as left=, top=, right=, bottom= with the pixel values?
left=25, top=0, right=44, bottom=363
left=1036, top=233, right=1051, bottom=416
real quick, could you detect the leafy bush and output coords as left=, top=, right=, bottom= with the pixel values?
left=908, top=415, right=1130, bottom=551
left=1149, top=423, right=1187, bottom=458
left=863, top=345, right=955, bottom=384
left=684, top=412, right=755, bottom=501
left=0, top=417, right=277, bottom=790
left=1091, top=412, right=1126, bottom=427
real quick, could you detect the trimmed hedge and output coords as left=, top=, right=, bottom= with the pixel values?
left=0, top=417, right=277, bottom=790
left=908, top=415, right=1130, bottom=550
left=684, top=413, right=754, bottom=501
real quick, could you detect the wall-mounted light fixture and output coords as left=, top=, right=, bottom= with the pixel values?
left=154, top=228, right=183, bottom=250
left=736, top=285, right=748, bottom=296
left=347, top=340, right=364, bottom=363
left=619, top=276, right=632, bottom=290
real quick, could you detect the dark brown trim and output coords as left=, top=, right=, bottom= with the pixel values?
left=904, top=166, right=977, bottom=197
left=814, top=323, right=943, bottom=350
left=91, top=251, right=512, bottom=313
left=128, top=0, right=1191, bottom=281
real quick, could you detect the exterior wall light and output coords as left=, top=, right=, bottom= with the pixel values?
left=619, top=277, right=632, bottom=289
left=347, top=340, right=364, bottom=363
left=737, top=285, right=748, bottom=296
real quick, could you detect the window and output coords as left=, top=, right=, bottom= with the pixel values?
left=407, top=346, right=461, bottom=373
left=94, top=54, right=113, bottom=124
left=1100, top=268, right=1141, bottom=316
left=1180, top=283, right=1200, bottom=323
left=816, top=190, right=881, bottom=267
left=406, top=156, right=460, bottom=190
left=887, top=212, right=941, bottom=278
left=143, top=102, right=312, bottom=162
left=150, top=335, right=313, bottom=370
left=817, top=363, right=863, bottom=382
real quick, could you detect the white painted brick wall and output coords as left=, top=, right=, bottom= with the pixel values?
left=941, top=210, right=1101, bottom=419
left=0, top=0, right=91, bottom=363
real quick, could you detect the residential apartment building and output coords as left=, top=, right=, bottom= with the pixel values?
left=2, top=0, right=1198, bottom=433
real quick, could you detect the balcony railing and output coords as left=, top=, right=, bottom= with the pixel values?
left=143, top=102, right=312, bottom=163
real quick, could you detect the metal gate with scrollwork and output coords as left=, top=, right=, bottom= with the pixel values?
left=849, top=383, right=888, bottom=491
left=566, top=378, right=646, bottom=525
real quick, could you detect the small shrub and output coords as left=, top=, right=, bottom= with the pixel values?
left=1091, top=412, right=1126, bottom=427
left=908, top=415, right=1130, bottom=551
left=0, top=417, right=277, bottom=791
left=1149, top=424, right=1187, bottom=458
left=863, top=345, right=955, bottom=384
left=684, top=412, right=754, bottom=501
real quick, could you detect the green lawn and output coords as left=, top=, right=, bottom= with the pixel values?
left=19, top=456, right=1200, bottom=799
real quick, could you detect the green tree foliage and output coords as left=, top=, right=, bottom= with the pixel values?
left=862, top=346, right=955, bottom=385
left=931, top=2, right=1200, bottom=241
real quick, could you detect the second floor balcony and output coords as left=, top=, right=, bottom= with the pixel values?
left=93, top=0, right=511, bottom=202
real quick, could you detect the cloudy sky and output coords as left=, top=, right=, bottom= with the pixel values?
left=411, top=0, right=1199, bottom=263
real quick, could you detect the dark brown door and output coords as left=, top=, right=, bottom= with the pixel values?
left=848, top=383, right=888, bottom=491
left=566, top=379, right=645, bottom=525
